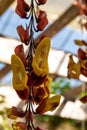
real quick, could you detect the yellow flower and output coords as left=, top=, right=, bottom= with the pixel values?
left=32, top=37, right=50, bottom=77
left=11, top=55, right=28, bottom=90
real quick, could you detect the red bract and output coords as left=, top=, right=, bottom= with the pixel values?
left=37, top=10, right=48, bottom=31
left=14, top=44, right=26, bottom=65
left=18, top=122, right=27, bottom=130
left=17, top=25, right=30, bottom=45
left=80, top=67, right=87, bottom=77
left=27, top=72, right=46, bottom=87
left=16, top=88, right=30, bottom=100
left=12, top=106, right=25, bottom=117
left=34, top=87, right=45, bottom=103
left=78, top=48, right=87, bottom=60
left=38, top=0, right=47, bottom=5
left=15, top=0, right=30, bottom=18
left=38, top=10, right=47, bottom=20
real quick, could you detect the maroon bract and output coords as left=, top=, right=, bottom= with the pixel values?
left=38, top=0, right=47, bottom=5
left=17, top=25, right=30, bottom=45
left=15, top=0, right=30, bottom=18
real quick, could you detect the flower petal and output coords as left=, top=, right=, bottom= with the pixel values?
left=36, top=95, right=61, bottom=114
left=32, top=37, right=50, bottom=77
left=11, top=55, right=28, bottom=90
left=67, top=55, right=80, bottom=79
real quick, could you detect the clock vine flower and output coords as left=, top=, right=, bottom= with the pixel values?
left=67, top=0, right=87, bottom=103
left=7, top=0, right=61, bottom=130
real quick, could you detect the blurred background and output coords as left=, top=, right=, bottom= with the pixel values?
left=0, top=0, right=87, bottom=130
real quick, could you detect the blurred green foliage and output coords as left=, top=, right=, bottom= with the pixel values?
left=51, top=77, right=70, bottom=94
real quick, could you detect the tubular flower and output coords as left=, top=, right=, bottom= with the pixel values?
left=32, top=37, right=50, bottom=77
left=11, top=55, right=28, bottom=90
left=8, top=0, right=61, bottom=130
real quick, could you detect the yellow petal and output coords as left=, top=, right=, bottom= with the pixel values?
left=12, top=121, right=21, bottom=130
left=32, top=37, right=50, bottom=77
left=43, top=76, right=52, bottom=98
left=11, top=55, right=28, bottom=90
left=67, top=55, right=80, bottom=79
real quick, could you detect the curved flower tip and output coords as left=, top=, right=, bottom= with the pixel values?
left=15, top=0, right=30, bottom=18
left=32, top=37, right=50, bottom=77
left=11, top=55, right=28, bottom=91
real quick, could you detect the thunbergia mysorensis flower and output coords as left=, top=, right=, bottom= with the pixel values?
left=7, top=0, right=61, bottom=130
left=67, top=0, right=87, bottom=103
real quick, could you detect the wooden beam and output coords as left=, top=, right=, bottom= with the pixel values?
left=0, top=0, right=15, bottom=16
left=62, top=85, right=87, bottom=101
left=35, top=5, right=80, bottom=42
left=0, top=64, right=11, bottom=80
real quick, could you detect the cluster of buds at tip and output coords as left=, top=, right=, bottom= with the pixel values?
left=15, top=0, right=48, bottom=46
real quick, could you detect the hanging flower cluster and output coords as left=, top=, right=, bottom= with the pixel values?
left=67, top=0, right=87, bottom=103
left=74, top=0, right=87, bottom=28
left=7, top=0, right=61, bottom=130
